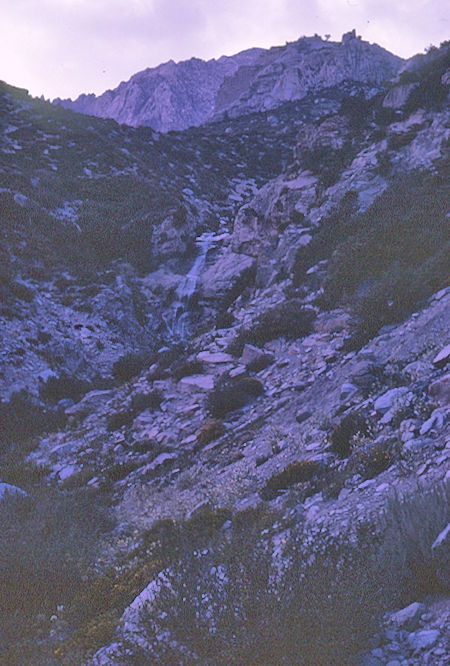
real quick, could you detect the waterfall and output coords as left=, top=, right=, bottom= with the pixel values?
left=163, top=234, right=213, bottom=340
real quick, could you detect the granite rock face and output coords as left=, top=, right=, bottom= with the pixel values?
left=54, top=32, right=402, bottom=131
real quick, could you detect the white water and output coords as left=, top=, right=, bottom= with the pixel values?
left=163, top=234, right=213, bottom=340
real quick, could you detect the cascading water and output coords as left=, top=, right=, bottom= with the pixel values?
left=163, top=233, right=213, bottom=340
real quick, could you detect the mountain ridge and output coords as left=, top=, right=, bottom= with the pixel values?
left=53, top=31, right=403, bottom=131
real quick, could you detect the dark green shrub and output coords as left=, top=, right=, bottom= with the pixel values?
left=130, top=389, right=163, bottom=413
left=171, top=358, right=204, bottom=381
left=207, top=375, right=264, bottom=418
left=0, top=390, right=66, bottom=448
left=261, top=459, right=322, bottom=499
left=379, top=481, right=450, bottom=597
left=350, top=438, right=397, bottom=479
left=112, top=352, right=152, bottom=381
left=330, top=412, right=371, bottom=457
left=229, top=301, right=316, bottom=355
left=0, top=487, right=112, bottom=644
left=106, top=409, right=134, bottom=431
left=102, top=460, right=139, bottom=483
left=215, top=310, right=235, bottom=329
left=128, top=481, right=450, bottom=665
left=39, top=372, right=92, bottom=403
left=197, top=418, right=226, bottom=446
left=10, top=281, right=34, bottom=302
left=246, top=352, right=274, bottom=372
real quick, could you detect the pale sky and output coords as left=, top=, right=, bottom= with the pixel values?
left=1, top=0, right=448, bottom=100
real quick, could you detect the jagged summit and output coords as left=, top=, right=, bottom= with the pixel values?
left=53, top=31, right=403, bottom=131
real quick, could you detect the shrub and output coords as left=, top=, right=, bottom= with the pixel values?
left=350, top=437, right=398, bottom=479
left=197, top=418, right=226, bottom=446
left=330, top=412, right=371, bottom=457
left=0, top=390, right=66, bottom=448
left=10, top=280, right=34, bottom=302
left=101, top=460, right=140, bottom=484
left=112, top=352, right=152, bottom=382
left=0, top=486, right=112, bottom=645
left=134, top=515, right=386, bottom=664
left=215, top=310, right=235, bottom=329
left=106, top=409, right=134, bottom=431
left=171, top=358, right=204, bottom=381
left=379, top=481, right=450, bottom=596
left=228, top=301, right=316, bottom=355
left=250, top=300, right=316, bottom=344
left=127, top=481, right=450, bottom=665
left=261, top=459, right=322, bottom=499
left=207, top=375, right=264, bottom=418
left=39, top=372, right=92, bottom=403
left=245, top=352, right=274, bottom=373
left=130, top=389, right=163, bottom=413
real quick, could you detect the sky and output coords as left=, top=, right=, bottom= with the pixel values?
left=0, top=0, right=448, bottom=100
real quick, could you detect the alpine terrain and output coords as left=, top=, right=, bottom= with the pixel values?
left=0, top=32, right=449, bottom=665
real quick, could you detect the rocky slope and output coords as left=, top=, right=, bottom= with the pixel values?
left=0, top=39, right=449, bottom=665
left=54, top=31, right=402, bottom=132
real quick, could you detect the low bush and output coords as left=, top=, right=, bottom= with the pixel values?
left=350, top=437, right=398, bottom=479
left=106, top=409, right=134, bottom=431
left=228, top=301, right=316, bottom=356
left=261, top=459, right=322, bottom=499
left=207, top=375, right=264, bottom=418
left=10, top=280, right=34, bottom=302
left=0, top=486, right=112, bottom=646
left=0, top=390, right=66, bottom=448
left=330, top=411, right=371, bottom=457
left=39, top=372, right=92, bottom=403
left=130, top=389, right=163, bottom=413
left=112, top=352, right=152, bottom=382
left=171, top=358, right=204, bottom=381
left=380, top=481, right=450, bottom=596
left=197, top=418, right=226, bottom=446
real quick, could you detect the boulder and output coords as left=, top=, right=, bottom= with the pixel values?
left=374, top=387, right=409, bottom=413
left=407, top=629, right=440, bottom=651
left=240, top=344, right=274, bottom=371
left=390, top=602, right=424, bottom=631
left=0, top=482, right=28, bottom=503
left=350, top=360, right=379, bottom=391
left=419, top=408, right=446, bottom=435
left=200, top=249, right=256, bottom=303
left=65, top=389, right=115, bottom=419
left=431, top=523, right=450, bottom=589
left=179, top=375, right=214, bottom=391
left=432, top=344, right=450, bottom=368
left=197, top=351, right=234, bottom=364
left=151, top=207, right=195, bottom=260
left=340, top=382, right=359, bottom=402
left=296, top=409, right=312, bottom=424
left=429, top=373, right=450, bottom=406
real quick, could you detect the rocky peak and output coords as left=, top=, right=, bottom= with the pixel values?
left=54, top=34, right=403, bottom=131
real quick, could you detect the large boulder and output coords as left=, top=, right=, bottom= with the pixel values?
left=0, top=482, right=28, bottom=503
left=199, top=249, right=256, bottom=304
left=431, top=523, right=450, bottom=589
left=429, top=373, right=450, bottom=407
